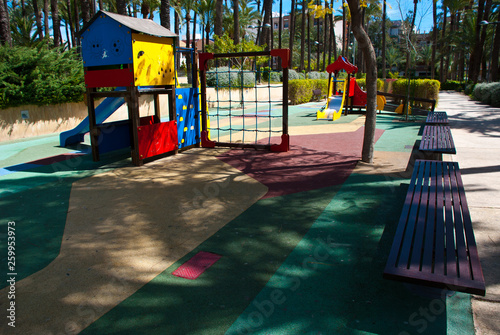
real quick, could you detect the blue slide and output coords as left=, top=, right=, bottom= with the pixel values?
left=59, top=91, right=126, bottom=147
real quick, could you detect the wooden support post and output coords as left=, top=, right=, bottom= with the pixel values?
left=127, top=86, right=142, bottom=166
left=87, top=87, right=100, bottom=162
left=167, top=84, right=178, bottom=153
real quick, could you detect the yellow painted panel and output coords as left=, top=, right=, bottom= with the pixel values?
left=132, top=34, right=175, bottom=86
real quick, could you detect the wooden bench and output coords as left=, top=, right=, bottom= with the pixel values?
left=419, top=125, right=456, bottom=160
left=426, top=111, right=449, bottom=124
left=384, top=160, right=485, bottom=296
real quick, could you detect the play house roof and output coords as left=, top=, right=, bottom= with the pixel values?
left=326, top=56, right=358, bottom=74
left=79, top=10, right=177, bottom=38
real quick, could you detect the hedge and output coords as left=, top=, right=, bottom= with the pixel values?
left=392, top=79, right=440, bottom=110
left=289, top=79, right=329, bottom=105
left=355, top=78, right=385, bottom=91
left=206, top=67, right=256, bottom=88
left=473, top=82, right=500, bottom=107
left=0, top=45, right=85, bottom=108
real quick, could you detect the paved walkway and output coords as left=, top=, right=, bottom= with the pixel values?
left=0, top=91, right=498, bottom=334
left=437, top=92, right=500, bottom=335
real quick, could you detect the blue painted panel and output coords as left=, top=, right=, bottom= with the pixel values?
left=81, top=15, right=133, bottom=67
left=97, top=121, right=131, bottom=154
left=176, top=88, right=200, bottom=149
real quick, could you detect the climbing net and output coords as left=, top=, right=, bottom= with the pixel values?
left=199, top=50, right=290, bottom=152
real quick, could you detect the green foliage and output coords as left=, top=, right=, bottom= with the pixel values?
left=473, top=82, right=500, bottom=107
left=289, top=69, right=300, bottom=80
left=392, top=79, right=440, bottom=110
left=206, top=33, right=266, bottom=69
left=0, top=45, right=85, bottom=109
left=260, top=66, right=282, bottom=82
left=289, top=79, right=328, bottom=105
left=440, top=80, right=468, bottom=92
left=355, top=78, right=384, bottom=91
left=206, top=67, right=255, bottom=88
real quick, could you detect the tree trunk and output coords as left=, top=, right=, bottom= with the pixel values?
left=66, top=0, right=75, bottom=47
left=307, top=10, right=311, bottom=72
left=51, top=0, right=61, bottom=47
left=33, top=0, right=44, bottom=40
left=0, top=0, right=11, bottom=46
left=279, top=0, right=282, bottom=51
left=300, top=0, right=306, bottom=71
left=439, top=6, right=447, bottom=82
left=175, top=11, right=180, bottom=69
left=491, top=11, right=500, bottom=82
left=81, top=0, right=91, bottom=24
left=263, top=0, right=272, bottom=50
left=381, top=0, right=386, bottom=78
left=479, top=0, right=493, bottom=80
left=43, top=0, right=50, bottom=37
left=116, top=0, right=127, bottom=15
left=73, top=0, right=80, bottom=46
left=332, top=0, right=336, bottom=61
left=469, top=0, right=485, bottom=83
left=160, top=0, right=171, bottom=29
left=347, top=0, right=377, bottom=163
left=215, top=0, right=223, bottom=37
left=233, top=0, right=239, bottom=44
left=430, top=0, right=437, bottom=79
left=289, top=0, right=295, bottom=68
left=404, top=0, right=418, bottom=79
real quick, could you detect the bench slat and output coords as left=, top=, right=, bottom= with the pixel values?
left=419, top=125, right=457, bottom=155
left=384, top=160, right=485, bottom=295
left=426, top=111, right=449, bottom=124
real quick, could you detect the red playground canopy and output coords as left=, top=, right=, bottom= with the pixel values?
left=326, top=56, right=358, bottom=74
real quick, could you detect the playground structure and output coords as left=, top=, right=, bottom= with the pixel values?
left=317, top=56, right=386, bottom=121
left=60, top=12, right=290, bottom=165
left=59, top=11, right=202, bottom=166
left=199, top=50, right=290, bottom=152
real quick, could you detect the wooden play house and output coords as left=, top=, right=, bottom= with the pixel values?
left=79, top=10, right=178, bottom=166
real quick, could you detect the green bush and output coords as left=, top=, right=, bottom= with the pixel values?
left=307, top=71, right=321, bottom=79
left=392, top=79, right=440, bottom=110
left=440, top=80, right=468, bottom=92
left=261, top=66, right=281, bottom=82
left=298, top=73, right=306, bottom=80
left=473, top=82, right=500, bottom=107
left=0, top=45, right=85, bottom=108
left=206, top=67, right=255, bottom=88
left=355, top=78, right=384, bottom=91
left=289, top=79, right=328, bottom=105
left=289, top=69, right=300, bottom=80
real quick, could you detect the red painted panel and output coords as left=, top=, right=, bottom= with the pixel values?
left=137, top=121, right=178, bottom=160
left=140, top=115, right=159, bottom=126
left=84, top=68, right=134, bottom=88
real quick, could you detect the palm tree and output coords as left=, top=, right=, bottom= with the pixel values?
left=215, top=0, right=223, bottom=37
left=289, top=0, right=296, bottom=68
left=32, top=0, right=44, bottom=40
left=234, top=0, right=239, bottom=44
left=0, top=0, right=12, bottom=46
left=116, top=0, right=127, bottom=15
left=10, top=7, right=41, bottom=46
left=51, top=0, right=61, bottom=46
left=160, top=0, right=171, bottom=29
left=381, top=0, right=387, bottom=78
left=300, top=0, right=306, bottom=70
left=198, top=0, right=214, bottom=51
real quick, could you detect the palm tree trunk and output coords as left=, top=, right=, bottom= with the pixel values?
left=33, top=0, right=44, bottom=40
left=300, top=0, right=306, bottom=71
left=307, top=10, right=311, bottom=72
left=439, top=6, right=447, bottom=83
left=469, top=0, right=485, bottom=83
left=215, top=0, right=223, bottom=37
left=66, top=0, right=75, bottom=47
left=175, top=11, right=180, bottom=69
left=160, top=0, right=171, bottom=29
left=404, top=0, right=418, bottom=79
left=234, top=0, right=239, bottom=44
left=491, top=11, right=500, bottom=82
left=73, top=0, right=80, bottom=46
left=479, top=0, right=493, bottom=80
left=381, top=0, right=386, bottom=78
left=51, top=0, right=61, bottom=47
left=263, top=0, right=272, bottom=50
left=81, top=0, right=91, bottom=24
left=347, top=0, right=377, bottom=163
left=43, top=0, right=49, bottom=37
left=289, top=0, right=295, bottom=69
left=0, top=0, right=11, bottom=46
left=430, top=0, right=437, bottom=79
left=116, top=0, right=127, bottom=15
left=278, top=0, right=282, bottom=50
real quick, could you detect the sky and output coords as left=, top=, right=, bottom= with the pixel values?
left=171, top=0, right=436, bottom=41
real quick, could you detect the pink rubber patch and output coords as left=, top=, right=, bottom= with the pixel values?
left=172, top=251, right=222, bottom=280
